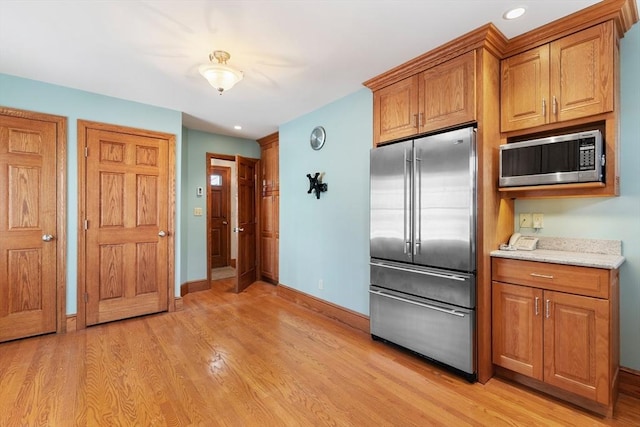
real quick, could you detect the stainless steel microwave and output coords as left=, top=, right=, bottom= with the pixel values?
left=499, top=129, right=604, bottom=187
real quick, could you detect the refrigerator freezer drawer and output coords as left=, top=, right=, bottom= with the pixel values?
left=370, top=259, right=475, bottom=308
left=370, top=286, right=475, bottom=376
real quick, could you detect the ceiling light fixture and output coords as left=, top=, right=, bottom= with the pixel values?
left=503, top=6, right=526, bottom=20
left=199, top=50, right=243, bottom=94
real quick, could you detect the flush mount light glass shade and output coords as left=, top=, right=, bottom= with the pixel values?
left=199, top=50, right=243, bottom=94
left=503, top=7, right=526, bottom=20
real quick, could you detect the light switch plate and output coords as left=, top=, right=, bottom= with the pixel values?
left=519, top=213, right=532, bottom=228
left=194, top=207, right=203, bottom=216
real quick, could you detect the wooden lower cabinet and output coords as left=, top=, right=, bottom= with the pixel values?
left=492, top=258, right=619, bottom=416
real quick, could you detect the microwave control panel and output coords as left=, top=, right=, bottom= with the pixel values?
left=579, top=137, right=596, bottom=170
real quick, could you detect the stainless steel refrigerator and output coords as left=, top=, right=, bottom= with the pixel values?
left=369, top=126, right=477, bottom=380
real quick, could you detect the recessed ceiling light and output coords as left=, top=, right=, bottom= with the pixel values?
left=503, top=6, right=526, bottom=20
left=234, top=125, right=242, bottom=130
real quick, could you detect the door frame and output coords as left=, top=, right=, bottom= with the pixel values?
left=206, top=153, right=232, bottom=277
left=76, top=120, right=176, bottom=329
left=0, top=107, right=67, bottom=334
left=205, top=152, right=259, bottom=289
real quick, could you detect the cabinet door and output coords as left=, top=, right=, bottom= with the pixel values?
left=261, top=142, right=277, bottom=193
left=543, top=290, right=609, bottom=404
left=419, top=51, right=476, bottom=133
left=492, top=282, right=543, bottom=380
left=373, top=75, right=419, bottom=144
left=260, top=194, right=277, bottom=281
left=274, top=193, right=279, bottom=281
left=550, top=21, right=614, bottom=123
left=500, top=45, right=550, bottom=132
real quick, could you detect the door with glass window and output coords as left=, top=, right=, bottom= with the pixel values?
left=209, top=166, right=230, bottom=268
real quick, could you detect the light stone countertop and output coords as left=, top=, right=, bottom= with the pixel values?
left=490, top=236, right=625, bottom=270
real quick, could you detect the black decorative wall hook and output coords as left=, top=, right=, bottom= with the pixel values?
left=307, top=172, right=328, bottom=199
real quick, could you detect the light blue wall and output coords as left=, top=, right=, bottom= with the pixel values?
left=280, top=89, right=372, bottom=314
left=514, top=24, right=640, bottom=370
left=182, top=129, right=260, bottom=282
left=0, top=73, right=183, bottom=314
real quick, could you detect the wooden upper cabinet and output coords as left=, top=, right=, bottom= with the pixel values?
left=373, top=51, right=476, bottom=145
left=550, top=22, right=614, bottom=123
left=419, top=51, right=476, bottom=133
left=501, top=21, right=614, bottom=132
left=261, top=138, right=278, bottom=194
left=373, top=75, right=419, bottom=145
left=500, top=45, right=550, bottom=131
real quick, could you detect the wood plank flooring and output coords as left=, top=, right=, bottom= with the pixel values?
left=1, top=279, right=639, bottom=426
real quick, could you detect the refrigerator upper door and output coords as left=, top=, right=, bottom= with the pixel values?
left=413, top=127, right=476, bottom=272
left=370, top=141, right=412, bottom=262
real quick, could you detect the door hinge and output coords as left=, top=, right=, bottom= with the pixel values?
left=84, top=146, right=88, bottom=157
left=84, top=293, right=89, bottom=303
left=84, top=219, right=89, bottom=230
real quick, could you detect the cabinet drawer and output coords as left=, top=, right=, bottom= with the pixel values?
left=492, top=258, right=610, bottom=298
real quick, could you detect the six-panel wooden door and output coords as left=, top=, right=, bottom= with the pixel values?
left=81, top=123, right=170, bottom=325
left=0, top=109, right=64, bottom=342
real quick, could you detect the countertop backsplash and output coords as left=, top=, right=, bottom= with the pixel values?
left=533, top=236, right=622, bottom=256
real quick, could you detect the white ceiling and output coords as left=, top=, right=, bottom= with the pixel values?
left=0, top=0, right=600, bottom=140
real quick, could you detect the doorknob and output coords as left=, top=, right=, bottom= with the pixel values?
left=42, top=234, right=55, bottom=242
left=158, top=230, right=167, bottom=237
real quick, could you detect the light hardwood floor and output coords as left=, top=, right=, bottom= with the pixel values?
left=1, top=279, right=639, bottom=426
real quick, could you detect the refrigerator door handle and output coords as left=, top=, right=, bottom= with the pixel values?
left=369, top=290, right=466, bottom=317
left=369, top=261, right=468, bottom=281
left=404, top=148, right=411, bottom=254
left=414, top=147, right=422, bottom=255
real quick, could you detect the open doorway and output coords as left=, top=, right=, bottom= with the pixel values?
left=206, top=152, right=259, bottom=292
left=207, top=153, right=236, bottom=282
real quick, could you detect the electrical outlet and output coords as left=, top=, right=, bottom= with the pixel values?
left=532, top=213, right=544, bottom=229
left=318, top=279, right=324, bottom=290
left=519, top=213, right=532, bottom=228
left=194, top=207, right=203, bottom=216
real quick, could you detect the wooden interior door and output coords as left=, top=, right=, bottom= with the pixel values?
left=235, top=155, right=257, bottom=293
left=209, top=166, right=230, bottom=269
left=81, top=122, right=170, bottom=326
left=0, top=109, right=64, bottom=342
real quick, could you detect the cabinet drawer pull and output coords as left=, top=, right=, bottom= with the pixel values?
left=530, top=273, right=554, bottom=279
left=542, top=98, right=546, bottom=117
left=535, top=297, right=539, bottom=316
left=552, top=96, right=558, bottom=115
